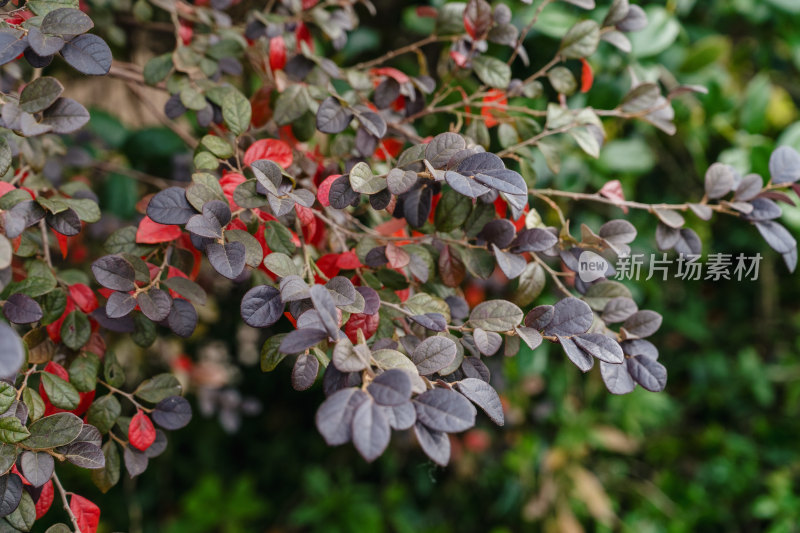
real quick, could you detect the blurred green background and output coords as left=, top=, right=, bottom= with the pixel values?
left=51, top=0, right=800, bottom=531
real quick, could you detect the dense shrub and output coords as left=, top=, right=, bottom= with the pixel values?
left=0, top=0, right=798, bottom=530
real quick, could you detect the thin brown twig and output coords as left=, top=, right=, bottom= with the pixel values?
left=508, top=0, right=554, bottom=65
left=532, top=253, right=572, bottom=297
left=497, top=123, right=576, bottom=157
left=124, top=81, right=198, bottom=149
left=352, top=35, right=454, bottom=70
left=97, top=379, right=154, bottom=413
left=39, top=219, right=52, bottom=267
left=91, top=161, right=179, bottom=189
left=52, top=471, right=82, bottom=533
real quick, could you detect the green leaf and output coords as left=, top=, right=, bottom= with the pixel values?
left=68, top=352, right=100, bottom=392
left=464, top=201, right=496, bottom=237
left=233, top=180, right=268, bottom=209
left=103, top=350, right=125, bottom=388
left=472, top=56, right=511, bottom=88
left=547, top=66, right=577, bottom=95
left=261, top=334, right=289, bottom=372
left=22, top=389, right=45, bottom=422
left=23, top=413, right=83, bottom=449
left=143, top=53, right=173, bottom=85
left=0, top=417, right=29, bottom=444
left=263, top=252, right=299, bottom=277
left=434, top=188, right=471, bottom=232
left=200, top=134, right=234, bottom=159
left=514, top=263, right=546, bottom=307
left=41, top=372, right=80, bottom=410
left=405, top=293, right=451, bottom=322
left=162, top=277, right=207, bottom=305
left=62, top=197, right=100, bottom=223
left=349, top=162, right=386, bottom=194
left=129, top=307, right=157, bottom=348
left=222, top=89, right=252, bottom=136
left=469, top=299, right=523, bottom=332
left=0, top=384, right=15, bottom=417
left=27, top=0, right=78, bottom=16
left=0, top=137, right=11, bottom=177
left=179, top=86, right=206, bottom=111
left=194, top=151, right=219, bottom=170
left=560, top=19, right=600, bottom=58
left=0, top=443, right=17, bottom=474
left=60, top=310, right=90, bottom=350
left=91, top=440, right=120, bottom=493
left=273, top=85, right=312, bottom=125
left=134, top=373, right=181, bottom=404
left=583, top=280, right=632, bottom=311
left=225, top=229, right=262, bottom=268
left=0, top=235, right=9, bottom=271
left=45, top=525, right=74, bottom=533
left=86, top=394, right=121, bottom=434
left=458, top=247, right=495, bottom=279
left=19, top=76, right=64, bottom=113
left=629, top=7, right=678, bottom=58
left=264, top=220, right=296, bottom=256
left=41, top=7, right=93, bottom=35
left=186, top=172, right=226, bottom=212
left=6, top=491, right=34, bottom=531
left=569, top=127, right=601, bottom=158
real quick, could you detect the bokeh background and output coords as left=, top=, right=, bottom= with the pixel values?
left=39, top=0, right=800, bottom=531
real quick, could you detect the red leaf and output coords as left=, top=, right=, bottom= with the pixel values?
left=40, top=361, right=95, bottom=417
left=416, top=6, right=438, bottom=18
left=136, top=216, right=182, bottom=244
left=35, top=480, right=53, bottom=519
left=46, top=299, right=75, bottom=344
left=336, top=251, right=361, bottom=270
left=269, top=36, right=287, bottom=71
left=758, top=190, right=796, bottom=206
left=129, top=411, right=156, bottom=451
left=178, top=20, right=193, bottom=46
left=69, top=284, right=98, bottom=313
left=385, top=243, right=410, bottom=269
left=463, top=12, right=477, bottom=39
left=375, top=217, right=407, bottom=237
left=55, top=232, right=69, bottom=259
left=39, top=361, right=68, bottom=414
left=450, top=50, right=468, bottom=68
left=315, top=254, right=341, bottom=279
left=11, top=465, right=30, bottom=486
left=72, top=390, right=96, bottom=417
left=70, top=494, right=100, bottom=533
left=219, top=172, right=247, bottom=210
left=345, top=313, right=379, bottom=343
left=580, top=58, right=594, bottom=93
left=250, top=87, right=273, bottom=128
left=481, top=89, right=507, bottom=128
left=598, top=179, right=628, bottom=214
left=316, top=174, right=340, bottom=207
left=243, top=139, right=293, bottom=168
left=370, top=67, right=410, bottom=85
left=44, top=361, right=69, bottom=380
left=85, top=331, right=106, bottom=358
left=395, top=287, right=410, bottom=302
left=0, top=182, right=15, bottom=197
left=295, top=23, right=312, bottom=52
left=374, top=138, right=404, bottom=161
left=295, top=205, right=318, bottom=242
left=463, top=0, right=491, bottom=40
